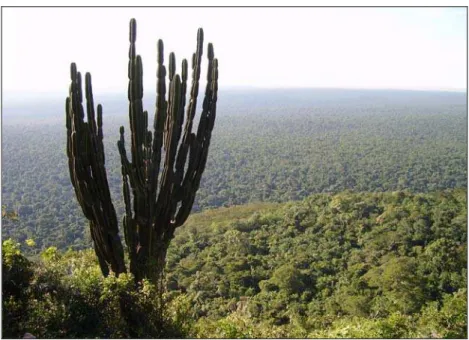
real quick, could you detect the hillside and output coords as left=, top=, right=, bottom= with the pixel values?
left=2, top=88, right=467, bottom=337
left=165, top=189, right=467, bottom=337
left=3, top=190, right=466, bottom=338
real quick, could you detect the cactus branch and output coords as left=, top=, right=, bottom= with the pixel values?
left=66, top=66, right=126, bottom=277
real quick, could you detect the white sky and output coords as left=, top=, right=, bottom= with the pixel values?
left=2, top=7, right=467, bottom=96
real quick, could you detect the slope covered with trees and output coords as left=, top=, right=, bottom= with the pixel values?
left=165, top=189, right=467, bottom=337
left=2, top=88, right=467, bottom=338
left=3, top=190, right=466, bottom=338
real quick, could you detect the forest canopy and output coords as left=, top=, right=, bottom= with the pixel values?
left=2, top=89, right=467, bottom=252
left=3, top=189, right=467, bottom=338
left=1, top=88, right=467, bottom=337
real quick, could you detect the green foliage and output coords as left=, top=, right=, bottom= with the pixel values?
left=25, top=238, right=36, bottom=247
left=270, top=264, right=305, bottom=295
left=365, top=256, right=426, bottom=314
left=41, top=246, right=60, bottom=262
left=2, top=239, right=33, bottom=299
left=2, top=91, right=466, bottom=255
left=165, top=189, right=467, bottom=337
left=417, top=289, right=467, bottom=338
left=2, top=189, right=467, bottom=338
left=2, top=246, right=184, bottom=338
left=194, top=313, right=255, bottom=339
left=2, top=239, right=34, bottom=338
left=307, top=313, right=414, bottom=338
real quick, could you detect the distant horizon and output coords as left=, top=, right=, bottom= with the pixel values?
left=3, top=85, right=467, bottom=103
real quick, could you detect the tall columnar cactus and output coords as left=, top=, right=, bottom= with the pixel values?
left=66, top=18, right=218, bottom=284
left=66, top=66, right=126, bottom=277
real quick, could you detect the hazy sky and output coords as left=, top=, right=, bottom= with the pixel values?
left=2, top=7, right=467, bottom=97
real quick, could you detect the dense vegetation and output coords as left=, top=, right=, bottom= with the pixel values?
left=2, top=241, right=182, bottom=338
left=166, top=189, right=467, bottom=338
left=2, top=89, right=467, bottom=253
left=2, top=89, right=467, bottom=337
left=3, top=190, right=467, bottom=338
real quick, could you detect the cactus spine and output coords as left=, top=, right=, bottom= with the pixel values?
left=66, top=18, right=218, bottom=284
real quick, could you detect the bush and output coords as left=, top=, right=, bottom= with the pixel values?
left=2, top=245, right=187, bottom=338
left=2, top=239, right=34, bottom=338
left=417, top=289, right=467, bottom=338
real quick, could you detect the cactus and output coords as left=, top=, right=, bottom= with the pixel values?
left=66, top=66, right=126, bottom=277
left=66, top=18, right=218, bottom=285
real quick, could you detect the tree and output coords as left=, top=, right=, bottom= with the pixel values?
left=365, top=256, right=426, bottom=315
left=65, top=18, right=219, bottom=286
left=270, top=264, right=305, bottom=295
left=2, top=239, right=34, bottom=338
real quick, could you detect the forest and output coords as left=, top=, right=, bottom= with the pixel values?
left=3, top=190, right=467, bottom=337
left=2, top=88, right=466, bottom=252
left=2, top=88, right=468, bottom=338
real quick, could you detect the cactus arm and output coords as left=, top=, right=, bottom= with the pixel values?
left=66, top=64, right=126, bottom=276
left=174, top=48, right=218, bottom=228
left=149, top=39, right=167, bottom=197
